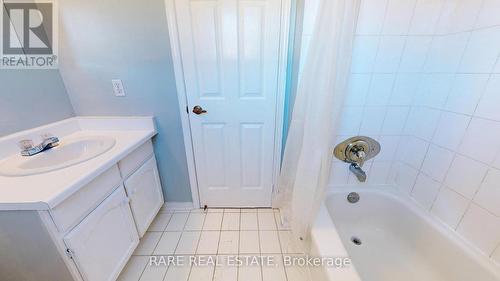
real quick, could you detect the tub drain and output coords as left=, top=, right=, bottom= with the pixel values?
left=351, top=236, right=362, bottom=245
left=347, top=192, right=360, bottom=203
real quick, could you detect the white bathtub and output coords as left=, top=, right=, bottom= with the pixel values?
left=310, top=187, right=500, bottom=281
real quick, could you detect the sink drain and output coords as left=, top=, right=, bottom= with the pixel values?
left=351, top=236, right=362, bottom=245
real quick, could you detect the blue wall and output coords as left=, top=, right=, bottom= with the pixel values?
left=282, top=0, right=303, bottom=155
left=0, top=70, right=74, bottom=136
left=58, top=0, right=192, bottom=202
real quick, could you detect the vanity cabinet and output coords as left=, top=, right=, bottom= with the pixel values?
left=64, top=186, right=138, bottom=281
left=0, top=117, right=161, bottom=281
left=55, top=140, right=164, bottom=281
left=124, top=155, right=163, bottom=237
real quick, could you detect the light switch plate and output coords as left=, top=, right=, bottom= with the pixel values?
left=111, top=79, right=126, bottom=97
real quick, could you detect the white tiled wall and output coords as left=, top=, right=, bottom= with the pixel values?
left=300, top=0, right=500, bottom=264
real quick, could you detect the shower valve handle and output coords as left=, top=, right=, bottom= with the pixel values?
left=354, top=149, right=366, bottom=167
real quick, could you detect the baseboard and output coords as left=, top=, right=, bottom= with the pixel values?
left=162, top=202, right=195, bottom=211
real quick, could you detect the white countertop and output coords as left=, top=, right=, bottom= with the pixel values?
left=0, top=117, right=156, bottom=211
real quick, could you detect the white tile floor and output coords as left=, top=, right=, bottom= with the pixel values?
left=118, top=208, right=310, bottom=281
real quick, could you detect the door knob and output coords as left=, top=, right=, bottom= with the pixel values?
left=192, top=105, right=207, bottom=115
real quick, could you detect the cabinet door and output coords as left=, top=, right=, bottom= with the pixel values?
left=124, top=156, right=164, bottom=237
left=64, top=186, right=139, bottom=281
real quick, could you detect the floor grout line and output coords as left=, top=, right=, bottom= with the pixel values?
left=256, top=207, right=265, bottom=281
left=123, top=208, right=307, bottom=281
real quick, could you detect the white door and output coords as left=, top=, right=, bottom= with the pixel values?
left=173, top=0, right=283, bottom=207
left=64, top=186, right=139, bottom=281
left=124, top=156, right=164, bottom=237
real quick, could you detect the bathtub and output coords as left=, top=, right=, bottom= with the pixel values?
left=310, top=187, right=500, bottom=281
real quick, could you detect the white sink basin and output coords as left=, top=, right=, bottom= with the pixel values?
left=0, top=136, right=116, bottom=177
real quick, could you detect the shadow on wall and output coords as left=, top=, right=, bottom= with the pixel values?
left=58, top=0, right=192, bottom=202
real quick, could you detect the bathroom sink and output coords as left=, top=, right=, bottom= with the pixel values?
left=0, top=136, right=116, bottom=177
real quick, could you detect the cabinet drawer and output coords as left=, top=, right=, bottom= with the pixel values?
left=50, top=165, right=121, bottom=233
left=118, top=140, right=154, bottom=178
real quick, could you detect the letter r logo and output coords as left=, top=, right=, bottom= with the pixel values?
left=2, top=2, right=53, bottom=54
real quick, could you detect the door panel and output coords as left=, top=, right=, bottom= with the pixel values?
left=191, top=2, right=222, bottom=98
left=241, top=123, right=264, bottom=187
left=202, top=123, right=229, bottom=188
left=174, top=0, right=282, bottom=207
left=240, top=1, right=265, bottom=98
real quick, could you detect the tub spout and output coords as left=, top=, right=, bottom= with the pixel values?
left=349, top=163, right=366, bottom=182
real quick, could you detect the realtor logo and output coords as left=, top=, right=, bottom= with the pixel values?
left=1, top=0, right=58, bottom=68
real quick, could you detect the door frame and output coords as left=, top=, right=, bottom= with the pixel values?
left=164, top=0, right=292, bottom=208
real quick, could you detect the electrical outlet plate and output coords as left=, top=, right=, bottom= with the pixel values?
left=111, top=79, right=125, bottom=96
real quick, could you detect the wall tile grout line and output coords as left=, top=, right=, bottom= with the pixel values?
left=328, top=0, right=500, bottom=264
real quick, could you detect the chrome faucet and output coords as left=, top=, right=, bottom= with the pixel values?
left=18, top=135, right=60, bottom=156
left=349, top=163, right=367, bottom=182
left=333, top=136, right=380, bottom=183
left=347, top=147, right=367, bottom=182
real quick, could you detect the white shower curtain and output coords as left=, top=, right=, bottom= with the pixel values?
left=274, top=0, right=360, bottom=245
